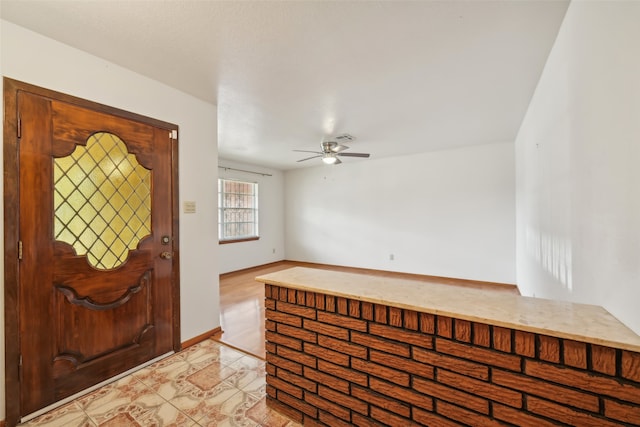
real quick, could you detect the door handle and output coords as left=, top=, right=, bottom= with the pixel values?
left=160, top=251, right=173, bottom=260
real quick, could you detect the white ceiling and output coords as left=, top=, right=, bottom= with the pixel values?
left=1, top=0, right=569, bottom=170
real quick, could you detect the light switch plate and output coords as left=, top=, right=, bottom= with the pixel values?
left=183, top=201, right=196, bottom=214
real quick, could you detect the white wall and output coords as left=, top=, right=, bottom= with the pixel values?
left=1, top=20, right=220, bottom=419
left=285, top=142, right=516, bottom=284
left=218, top=159, right=285, bottom=274
left=515, top=1, right=640, bottom=335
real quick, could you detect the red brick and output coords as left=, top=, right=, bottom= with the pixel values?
left=277, top=346, right=317, bottom=368
left=266, top=330, right=302, bottom=351
left=527, top=396, right=621, bottom=427
left=352, top=412, right=387, bottom=427
left=436, top=400, right=505, bottom=426
left=538, top=336, right=560, bottom=363
left=267, top=396, right=304, bottom=423
left=296, top=290, right=306, bottom=306
left=317, top=311, right=368, bottom=332
left=370, top=349, right=434, bottom=380
left=304, top=342, right=349, bottom=366
left=266, top=384, right=277, bottom=399
left=337, top=297, right=348, bottom=315
left=277, top=323, right=317, bottom=343
left=319, top=385, right=368, bottom=415
left=305, top=392, right=349, bottom=421
left=279, top=391, right=318, bottom=418
left=436, top=338, right=522, bottom=371
left=493, top=327, right=512, bottom=353
left=264, top=285, right=273, bottom=299
left=514, top=331, right=535, bottom=357
left=318, top=335, right=367, bottom=359
left=351, top=331, right=411, bottom=357
left=374, top=304, right=388, bottom=324
left=352, top=358, right=410, bottom=386
left=315, top=293, right=325, bottom=310
left=370, top=406, right=418, bottom=426
left=361, top=302, right=374, bottom=321
left=306, top=291, right=316, bottom=308
left=287, top=289, right=297, bottom=303
left=563, top=340, right=587, bottom=369
left=591, top=345, right=617, bottom=376
left=420, top=313, right=435, bottom=334
left=413, top=347, right=489, bottom=380
left=404, top=310, right=418, bottom=331
left=266, top=319, right=276, bottom=332
left=266, top=363, right=276, bottom=376
left=369, top=377, right=434, bottom=411
left=278, top=368, right=317, bottom=393
left=493, top=403, right=558, bottom=427
left=604, top=398, right=640, bottom=424
left=412, top=407, right=459, bottom=427
left=413, top=376, right=489, bottom=414
left=325, top=295, right=336, bottom=312
left=266, top=341, right=276, bottom=354
left=437, top=316, right=453, bottom=338
left=349, top=300, right=361, bottom=318
left=351, top=385, right=411, bottom=418
left=622, top=350, right=640, bottom=383
left=318, top=359, right=368, bottom=386
left=437, top=369, right=522, bottom=408
left=268, top=375, right=303, bottom=399
left=304, top=319, right=349, bottom=340
left=454, top=319, right=471, bottom=343
left=492, top=369, right=599, bottom=412
left=369, top=323, right=433, bottom=349
left=318, top=410, right=353, bottom=427
left=266, top=309, right=302, bottom=327
left=265, top=298, right=276, bottom=310
left=267, top=353, right=303, bottom=375
left=525, top=360, right=640, bottom=404
left=278, top=287, right=287, bottom=301
left=276, top=301, right=316, bottom=319
left=389, top=307, right=403, bottom=327
left=473, top=323, right=491, bottom=347
left=304, top=366, right=350, bottom=394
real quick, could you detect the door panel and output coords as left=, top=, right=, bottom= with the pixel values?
left=16, top=90, right=178, bottom=415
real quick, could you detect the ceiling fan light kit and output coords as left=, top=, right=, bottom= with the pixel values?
left=294, top=133, right=370, bottom=165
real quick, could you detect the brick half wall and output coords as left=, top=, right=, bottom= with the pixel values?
left=264, top=284, right=640, bottom=426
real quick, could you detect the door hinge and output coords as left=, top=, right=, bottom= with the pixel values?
left=19, top=354, right=23, bottom=367
left=18, top=240, right=23, bottom=260
left=17, top=113, right=22, bottom=138
left=170, top=129, right=178, bottom=140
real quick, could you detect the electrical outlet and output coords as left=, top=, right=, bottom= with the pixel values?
left=389, top=254, right=394, bottom=261
left=272, top=248, right=276, bottom=254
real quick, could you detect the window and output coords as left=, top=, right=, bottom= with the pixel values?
left=218, top=179, right=259, bottom=243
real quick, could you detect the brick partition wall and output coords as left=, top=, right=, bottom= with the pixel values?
left=264, top=284, right=640, bottom=426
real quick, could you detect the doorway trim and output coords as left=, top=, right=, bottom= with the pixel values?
left=3, top=78, right=181, bottom=426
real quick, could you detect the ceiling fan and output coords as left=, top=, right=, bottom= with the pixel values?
left=294, top=134, right=371, bottom=165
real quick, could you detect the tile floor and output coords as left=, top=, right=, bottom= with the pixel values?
left=20, top=339, right=301, bottom=427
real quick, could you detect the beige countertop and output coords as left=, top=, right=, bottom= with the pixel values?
left=256, top=267, right=640, bottom=353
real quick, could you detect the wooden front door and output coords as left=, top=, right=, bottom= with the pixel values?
left=3, top=79, right=180, bottom=422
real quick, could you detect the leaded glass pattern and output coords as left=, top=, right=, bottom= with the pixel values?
left=54, top=132, right=151, bottom=270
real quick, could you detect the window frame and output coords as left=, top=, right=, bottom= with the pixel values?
left=218, top=178, right=259, bottom=244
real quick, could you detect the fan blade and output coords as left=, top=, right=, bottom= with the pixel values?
left=334, top=157, right=342, bottom=164
left=337, top=152, right=370, bottom=158
left=293, top=149, right=322, bottom=154
left=297, top=155, right=322, bottom=162
left=331, top=144, right=349, bottom=153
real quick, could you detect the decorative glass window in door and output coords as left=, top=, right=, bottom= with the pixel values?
left=53, top=132, right=151, bottom=269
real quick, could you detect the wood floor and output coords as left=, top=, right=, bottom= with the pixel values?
left=213, top=261, right=519, bottom=359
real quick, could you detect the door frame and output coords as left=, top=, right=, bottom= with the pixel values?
left=3, top=78, right=181, bottom=426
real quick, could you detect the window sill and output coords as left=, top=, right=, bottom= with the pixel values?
left=219, top=236, right=260, bottom=245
